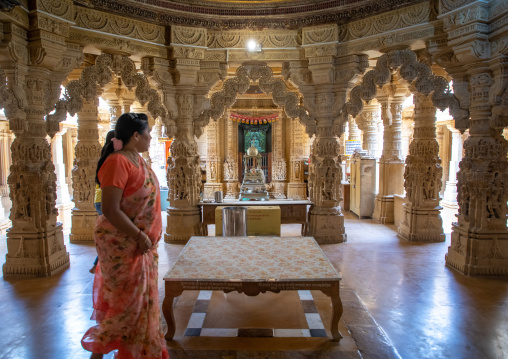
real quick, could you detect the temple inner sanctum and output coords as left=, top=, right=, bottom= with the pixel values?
left=0, top=0, right=507, bottom=358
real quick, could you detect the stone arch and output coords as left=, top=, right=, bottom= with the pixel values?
left=195, top=61, right=315, bottom=138
left=47, top=53, right=176, bottom=137
left=342, top=49, right=469, bottom=131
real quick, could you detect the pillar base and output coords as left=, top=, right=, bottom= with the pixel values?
left=306, top=207, right=347, bottom=244
left=373, top=195, right=395, bottom=224
left=203, top=183, right=224, bottom=200
left=56, top=201, right=74, bottom=231
left=398, top=204, right=445, bottom=242
left=287, top=183, right=307, bottom=200
left=165, top=206, right=204, bottom=244
left=440, top=199, right=459, bottom=234
left=2, top=224, right=70, bottom=278
left=70, top=209, right=98, bottom=242
left=446, top=223, right=508, bottom=276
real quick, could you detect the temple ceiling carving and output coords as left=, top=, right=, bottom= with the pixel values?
left=76, top=0, right=427, bottom=30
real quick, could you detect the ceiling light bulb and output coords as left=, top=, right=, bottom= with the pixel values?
left=247, top=40, right=258, bottom=52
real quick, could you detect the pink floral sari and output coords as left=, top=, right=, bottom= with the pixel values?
left=82, top=158, right=169, bottom=359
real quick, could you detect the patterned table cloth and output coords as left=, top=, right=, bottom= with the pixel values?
left=164, top=236, right=341, bottom=282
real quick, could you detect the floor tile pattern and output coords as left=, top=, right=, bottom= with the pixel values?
left=184, top=290, right=328, bottom=338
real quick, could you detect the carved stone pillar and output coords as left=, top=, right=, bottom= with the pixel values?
left=70, top=98, right=102, bottom=242
left=356, top=101, right=380, bottom=158
left=108, top=103, right=122, bottom=129
left=287, top=117, right=307, bottom=199
left=345, top=117, right=361, bottom=175
left=348, top=117, right=361, bottom=141
left=51, top=127, right=73, bottom=229
left=121, top=99, right=133, bottom=118
left=307, top=90, right=346, bottom=244
left=446, top=69, right=508, bottom=275
left=0, top=121, right=10, bottom=233
left=131, top=102, right=151, bottom=164
left=441, top=126, right=463, bottom=232
left=165, top=92, right=204, bottom=243
left=150, top=118, right=166, bottom=186
left=398, top=93, right=445, bottom=242
left=270, top=111, right=287, bottom=198
left=436, top=125, right=450, bottom=198
left=67, top=127, right=77, bottom=194
left=4, top=69, right=69, bottom=277
left=224, top=112, right=240, bottom=199
left=203, top=115, right=223, bottom=200
left=373, top=97, right=406, bottom=224
left=432, top=0, right=508, bottom=275
left=401, top=111, right=414, bottom=160
left=0, top=121, right=12, bottom=197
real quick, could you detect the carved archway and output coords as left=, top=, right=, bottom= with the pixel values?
left=195, top=61, right=315, bottom=138
left=47, top=53, right=175, bottom=138
left=342, top=49, right=468, bottom=131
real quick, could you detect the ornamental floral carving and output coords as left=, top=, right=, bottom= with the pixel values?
left=172, top=26, right=207, bottom=47
left=338, top=2, right=430, bottom=42
left=302, top=24, right=338, bottom=45
left=74, top=7, right=165, bottom=44
left=38, top=0, right=73, bottom=21
left=208, top=29, right=300, bottom=49
left=440, top=0, right=477, bottom=14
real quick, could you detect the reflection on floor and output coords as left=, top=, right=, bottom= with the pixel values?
left=1, top=211, right=507, bottom=359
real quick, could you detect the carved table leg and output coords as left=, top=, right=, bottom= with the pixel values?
left=163, top=281, right=182, bottom=341
left=328, top=282, right=343, bottom=342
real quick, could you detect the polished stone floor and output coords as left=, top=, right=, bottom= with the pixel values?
left=1, top=211, right=507, bottom=359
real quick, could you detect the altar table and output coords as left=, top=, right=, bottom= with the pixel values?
left=162, top=236, right=343, bottom=341
left=199, top=200, right=311, bottom=234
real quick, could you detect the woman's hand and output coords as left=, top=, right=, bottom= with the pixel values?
left=137, top=231, right=152, bottom=254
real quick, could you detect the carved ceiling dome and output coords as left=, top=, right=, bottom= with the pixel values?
left=79, top=0, right=426, bottom=29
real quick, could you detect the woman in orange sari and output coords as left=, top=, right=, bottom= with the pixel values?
left=82, top=113, right=169, bottom=359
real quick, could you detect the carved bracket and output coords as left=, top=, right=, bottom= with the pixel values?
left=0, top=66, right=26, bottom=134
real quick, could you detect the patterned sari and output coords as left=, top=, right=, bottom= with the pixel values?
left=82, top=155, right=169, bottom=359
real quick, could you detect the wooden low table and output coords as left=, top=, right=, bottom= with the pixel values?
left=162, top=236, right=343, bottom=341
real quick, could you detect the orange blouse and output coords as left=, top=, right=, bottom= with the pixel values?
left=98, top=153, right=145, bottom=197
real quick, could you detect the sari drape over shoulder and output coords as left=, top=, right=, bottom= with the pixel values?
left=82, top=154, right=169, bottom=359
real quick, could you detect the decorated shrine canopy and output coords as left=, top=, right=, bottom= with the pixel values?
left=230, top=112, right=279, bottom=125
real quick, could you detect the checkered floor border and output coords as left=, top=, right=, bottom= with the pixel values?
left=183, top=290, right=328, bottom=338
